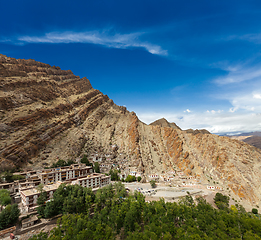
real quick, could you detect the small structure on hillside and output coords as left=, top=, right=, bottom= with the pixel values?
left=21, top=215, right=39, bottom=228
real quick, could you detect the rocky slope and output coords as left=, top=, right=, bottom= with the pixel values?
left=1, top=54, right=261, bottom=209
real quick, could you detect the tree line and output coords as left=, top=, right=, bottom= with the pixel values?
left=29, top=183, right=261, bottom=240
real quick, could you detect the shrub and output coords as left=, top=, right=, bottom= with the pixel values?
left=51, top=159, right=76, bottom=168
left=214, top=193, right=229, bottom=210
left=0, top=204, right=20, bottom=230
left=94, top=162, right=100, bottom=173
left=80, top=155, right=93, bottom=167
left=125, top=175, right=136, bottom=182
left=109, top=169, right=120, bottom=181
left=150, top=180, right=156, bottom=188
left=0, top=189, right=11, bottom=206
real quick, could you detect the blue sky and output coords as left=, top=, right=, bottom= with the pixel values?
left=1, top=0, right=261, bottom=134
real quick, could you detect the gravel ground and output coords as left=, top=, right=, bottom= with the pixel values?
left=124, top=182, right=207, bottom=200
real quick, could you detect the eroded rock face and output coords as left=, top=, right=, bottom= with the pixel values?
left=0, top=54, right=102, bottom=167
left=1, top=54, right=261, bottom=208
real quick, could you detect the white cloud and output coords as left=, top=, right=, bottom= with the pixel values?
left=207, top=110, right=223, bottom=114
left=135, top=60, right=261, bottom=134
left=212, top=62, right=261, bottom=115
left=239, top=33, right=261, bottom=44
left=229, top=107, right=238, bottom=113
left=136, top=110, right=261, bottom=134
left=225, top=32, right=261, bottom=45
left=253, top=93, right=261, bottom=99
left=214, top=65, right=261, bottom=85
left=227, top=91, right=261, bottom=113
left=15, top=30, right=168, bottom=56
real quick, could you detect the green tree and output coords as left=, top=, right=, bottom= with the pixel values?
left=180, top=194, right=194, bottom=207
left=44, top=199, right=60, bottom=218
left=28, top=232, right=48, bottom=240
left=94, top=162, right=100, bottom=173
left=237, top=204, right=246, bottom=214
left=51, top=159, right=76, bottom=168
left=37, top=191, right=47, bottom=217
left=80, top=155, right=93, bottom=167
left=51, top=159, right=66, bottom=168
left=137, top=176, right=142, bottom=182
left=109, top=169, right=119, bottom=181
left=36, top=183, right=44, bottom=193
left=43, top=184, right=96, bottom=218
left=3, top=171, right=13, bottom=183
left=114, top=182, right=127, bottom=199
left=150, top=180, right=156, bottom=188
left=125, top=175, right=136, bottom=182
left=252, top=208, right=258, bottom=214
left=0, top=189, right=11, bottom=206
left=214, top=192, right=229, bottom=210
left=0, top=204, right=20, bottom=230
left=67, top=159, right=75, bottom=166
left=24, top=184, right=261, bottom=240
left=12, top=174, right=25, bottom=181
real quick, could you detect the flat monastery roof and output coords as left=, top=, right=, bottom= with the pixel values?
left=40, top=165, right=92, bottom=174
left=77, top=173, right=109, bottom=180
left=21, top=182, right=62, bottom=197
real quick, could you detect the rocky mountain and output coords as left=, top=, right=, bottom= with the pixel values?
left=1, top=54, right=261, bottom=209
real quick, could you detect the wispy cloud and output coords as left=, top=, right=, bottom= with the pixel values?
left=214, top=64, right=261, bottom=85
left=228, top=91, right=261, bottom=112
left=12, top=30, right=167, bottom=56
left=211, top=61, right=261, bottom=114
left=224, top=32, right=261, bottom=44
left=239, top=33, right=261, bottom=44
left=206, top=110, right=223, bottom=114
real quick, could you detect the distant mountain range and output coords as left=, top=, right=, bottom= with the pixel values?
left=224, top=132, right=261, bottom=150
left=233, top=132, right=261, bottom=137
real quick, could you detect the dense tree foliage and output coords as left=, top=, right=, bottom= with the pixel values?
left=125, top=175, right=136, bottom=182
left=94, top=162, right=100, bottom=173
left=0, top=204, right=20, bottom=230
left=150, top=180, right=156, bottom=188
left=29, top=185, right=261, bottom=240
left=0, top=189, right=11, bottom=206
left=37, top=190, right=47, bottom=217
left=38, top=183, right=97, bottom=218
left=51, top=159, right=76, bottom=168
left=214, top=192, right=230, bottom=210
left=80, top=155, right=93, bottom=167
left=0, top=171, right=25, bottom=183
left=109, top=169, right=120, bottom=181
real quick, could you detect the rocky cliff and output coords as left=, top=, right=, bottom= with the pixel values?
left=1, top=54, right=261, bottom=209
